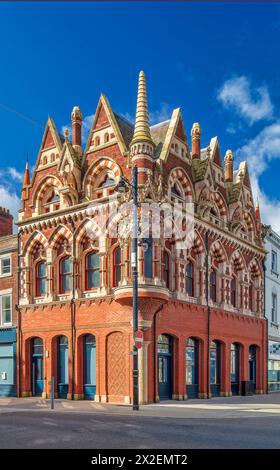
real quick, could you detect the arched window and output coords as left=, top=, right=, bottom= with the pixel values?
left=144, top=239, right=153, bottom=278
left=230, top=343, right=240, bottom=384
left=171, top=183, right=183, bottom=199
left=249, top=282, right=253, bottom=311
left=60, top=256, right=72, bottom=294
left=210, top=269, right=217, bottom=302
left=231, top=276, right=237, bottom=307
left=95, top=136, right=100, bottom=146
left=186, top=261, right=194, bottom=296
left=163, top=251, right=170, bottom=288
left=36, top=261, right=47, bottom=296
left=113, top=247, right=122, bottom=287
left=104, top=133, right=109, bottom=143
left=86, top=252, right=100, bottom=290
left=99, top=174, right=115, bottom=188
left=210, top=340, right=220, bottom=386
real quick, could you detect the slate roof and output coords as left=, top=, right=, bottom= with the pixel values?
left=113, top=113, right=134, bottom=149
left=150, top=120, right=170, bottom=158
left=192, top=157, right=209, bottom=182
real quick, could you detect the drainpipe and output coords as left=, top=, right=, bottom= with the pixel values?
left=15, top=229, right=22, bottom=397
left=262, top=259, right=268, bottom=394
left=70, top=218, right=76, bottom=400
left=153, top=304, right=164, bottom=403
left=205, top=230, right=211, bottom=399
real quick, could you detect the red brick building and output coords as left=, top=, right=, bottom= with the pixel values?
left=17, top=71, right=267, bottom=403
left=0, top=208, right=18, bottom=397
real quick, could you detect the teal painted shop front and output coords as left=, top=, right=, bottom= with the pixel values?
left=0, top=328, right=17, bottom=397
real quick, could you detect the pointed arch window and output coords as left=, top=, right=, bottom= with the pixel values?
left=163, top=251, right=170, bottom=288
left=210, top=269, right=217, bottom=302
left=249, top=282, right=253, bottom=311
left=86, top=252, right=100, bottom=290
left=99, top=174, right=115, bottom=188
left=113, top=247, right=122, bottom=287
left=60, top=256, right=72, bottom=294
left=36, top=261, right=47, bottom=296
left=171, top=183, right=183, bottom=199
left=144, top=238, right=153, bottom=278
left=231, top=276, right=237, bottom=307
left=186, top=261, right=194, bottom=296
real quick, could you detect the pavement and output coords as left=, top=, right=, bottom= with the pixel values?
left=1, top=393, right=280, bottom=448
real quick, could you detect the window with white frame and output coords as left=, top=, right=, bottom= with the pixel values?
left=0, top=255, right=11, bottom=277
left=272, top=293, right=278, bottom=324
left=0, top=293, right=12, bottom=325
left=272, top=250, right=278, bottom=273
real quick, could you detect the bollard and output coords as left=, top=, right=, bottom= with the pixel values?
left=51, top=376, right=55, bottom=410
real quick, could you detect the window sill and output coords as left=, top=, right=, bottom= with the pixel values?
left=0, top=323, right=12, bottom=328
left=0, top=273, right=12, bottom=278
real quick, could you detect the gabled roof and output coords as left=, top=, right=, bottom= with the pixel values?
left=156, top=108, right=189, bottom=161
left=113, top=113, right=134, bottom=149
left=30, top=117, right=63, bottom=185
left=192, top=158, right=209, bottom=183
left=150, top=120, right=170, bottom=159
left=85, top=94, right=129, bottom=155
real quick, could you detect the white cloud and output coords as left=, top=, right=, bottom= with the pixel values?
left=0, top=166, right=24, bottom=183
left=218, top=76, right=274, bottom=124
left=0, top=185, right=21, bottom=222
left=150, top=102, right=172, bottom=125
left=237, top=122, right=280, bottom=232
left=7, top=167, right=24, bottom=182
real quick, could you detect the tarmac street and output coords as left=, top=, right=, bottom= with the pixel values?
left=0, top=394, right=280, bottom=449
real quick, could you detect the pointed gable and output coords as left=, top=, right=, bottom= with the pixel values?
left=209, top=137, right=223, bottom=168
left=175, top=116, right=187, bottom=142
left=158, top=108, right=190, bottom=161
left=85, top=94, right=128, bottom=155
left=94, top=102, right=111, bottom=130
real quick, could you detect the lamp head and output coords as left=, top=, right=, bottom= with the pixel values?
left=115, top=177, right=129, bottom=194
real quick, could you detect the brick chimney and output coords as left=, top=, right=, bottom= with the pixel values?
left=224, top=149, right=234, bottom=183
left=0, top=207, right=13, bottom=237
left=191, top=122, right=201, bottom=159
left=71, top=106, right=82, bottom=149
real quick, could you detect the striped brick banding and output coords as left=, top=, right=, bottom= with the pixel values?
left=85, top=158, right=121, bottom=190
left=33, top=176, right=63, bottom=208
left=24, top=231, right=48, bottom=258
left=49, top=225, right=73, bottom=249
left=209, top=240, right=227, bottom=263
left=211, top=192, right=228, bottom=219
left=230, top=250, right=245, bottom=270
left=168, top=167, right=193, bottom=202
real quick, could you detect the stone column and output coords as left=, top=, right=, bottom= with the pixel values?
left=138, top=341, right=150, bottom=404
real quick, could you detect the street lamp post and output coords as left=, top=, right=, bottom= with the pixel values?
left=115, top=166, right=139, bottom=411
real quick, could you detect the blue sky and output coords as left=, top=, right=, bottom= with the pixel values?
left=0, top=1, right=280, bottom=230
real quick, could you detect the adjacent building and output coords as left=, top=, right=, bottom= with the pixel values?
left=264, top=225, right=280, bottom=392
left=16, top=71, right=267, bottom=403
left=0, top=208, right=17, bottom=397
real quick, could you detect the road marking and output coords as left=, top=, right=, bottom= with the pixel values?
left=247, top=408, right=280, bottom=414
left=0, top=400, right=11, bottom=406
left=91, top=403, right=107, bottom=410
left=61, top=402, right=74, bottom=409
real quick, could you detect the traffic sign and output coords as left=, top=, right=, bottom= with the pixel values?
left=134, top=330, right=144, bottom=349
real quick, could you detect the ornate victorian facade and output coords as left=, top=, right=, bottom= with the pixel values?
left=17, top=72, right=267, bottom=403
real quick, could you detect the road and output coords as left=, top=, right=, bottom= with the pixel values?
left=0, top=395, right=280, bottom=449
